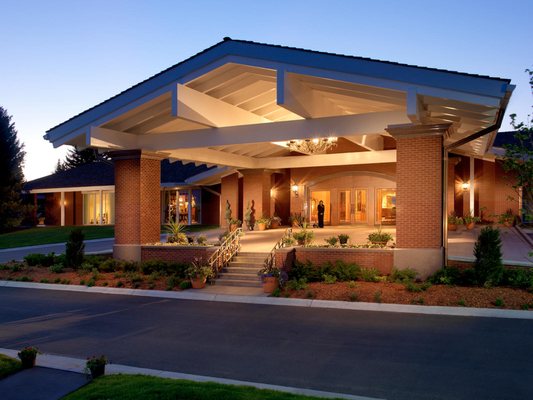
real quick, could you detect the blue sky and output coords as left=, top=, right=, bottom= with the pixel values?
left=1, top=0, right=531, bottom=180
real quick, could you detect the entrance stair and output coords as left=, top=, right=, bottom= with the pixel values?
left=215, top=252, right=268, bottom=287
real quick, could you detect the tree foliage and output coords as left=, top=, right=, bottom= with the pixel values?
left=55, top=146, right=109, bottom=172
left=0, top=107, right=26, bottom=231
left=502, top=68, right=533, bottom=223
left=474, top=226, right=503, bottom=286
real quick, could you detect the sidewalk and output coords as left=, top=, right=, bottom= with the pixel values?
left=0, top=348, right=375, bottom=400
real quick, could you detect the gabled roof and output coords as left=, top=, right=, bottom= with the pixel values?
left=24, top=161, right=214, bottom=191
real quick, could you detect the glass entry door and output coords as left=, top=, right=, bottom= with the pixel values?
left=338, top=189, right=367, bottom=224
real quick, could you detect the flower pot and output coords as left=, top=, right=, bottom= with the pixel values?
left=20, top=355, right=36, bottom=369
left=257, top=223, right=267, bottom=231
left=370, top=240, right=388, bottom=247
left=262, top=276, right=278, bottom=293
left=297, top=238, right=306, bottom=246
left=270, top=221, right=280, bottom=229
left=466, top=222, right=475, bottom=230
left=190, top=277, right=207, bottom=289
left=448, top=224, right=457, bottom=231
left=89, top=364, right=105, bottom=379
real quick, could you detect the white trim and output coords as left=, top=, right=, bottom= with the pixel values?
left=60, top=191, right=65, bottom=227
left=29, top=185, right=115, bottom=194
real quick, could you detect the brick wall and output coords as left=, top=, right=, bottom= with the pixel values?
left=242, top=170, right=272, bottom=223
left=114, top=155, right=161, bottom=245
left=141, top=246, right=217, bottom=263
left=275, top=247, right=394, bottom=275
left=221, top=173, right=240, bottom=227
left=396, top=135, right=442, bottom=248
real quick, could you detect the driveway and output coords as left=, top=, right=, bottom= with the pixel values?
left=0, top=287, right=531, bottom=400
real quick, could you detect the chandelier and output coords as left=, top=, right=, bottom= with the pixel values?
left=287, top=137, right=338, bottom=155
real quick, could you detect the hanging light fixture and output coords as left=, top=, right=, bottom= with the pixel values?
left=287, top=137, right=338, bottom=155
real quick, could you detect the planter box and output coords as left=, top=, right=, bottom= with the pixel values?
left=141, top=245, right=217, bottom=263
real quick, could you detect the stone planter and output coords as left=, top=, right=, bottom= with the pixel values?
left=257, top=223, right=267, bottom=231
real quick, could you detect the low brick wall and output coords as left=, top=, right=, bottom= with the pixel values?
left=275, top=247, right=394, bottom=275
left=141, top=245, right=218, bottom=263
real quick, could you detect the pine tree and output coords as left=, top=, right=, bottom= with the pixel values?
left=61, top=146, right=109, bottom=170
left=54, top=159, right=67, bottom=173
left=0, top=107, right=26, bottom=231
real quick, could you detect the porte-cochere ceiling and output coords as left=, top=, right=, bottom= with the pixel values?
left=45, top=39, right=514, bottom=170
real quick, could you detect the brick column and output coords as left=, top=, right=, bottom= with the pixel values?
left=242, top=169, right=273, bottom=224
left=109, top=150, right=163, bottom=261
left=220, top=173, right=240, bottom=228
left=386, top=124, right=450, bottom=278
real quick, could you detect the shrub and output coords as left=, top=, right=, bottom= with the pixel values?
left=405, top=281, right=431, bottom=292
left=429, top=267, right=462, bottom=285
left=493, top=298, right=505, bottom=307
left=337, top=234, right=350, bottom=245
left=24, top=253, right=56, bottom=267
left=49, top=264, right=64, bottom=273
left=179, top=280, right=192, bottom=290
left=79, top=262, right=94, bottom=273
left=166, top=274, right=181, bottom=290
left=327, top=260, right=361, bottom=281
left=390, top=268, right=418, bottom=283
left=322, top=274, right=337, bottom=284
left=288, top=260, right=318, bottom=281
left=360, top=268, right=380, bottom=282
left=65, top=228, right=85, bottom=268
left=373, top=290, right=382, bottom=303
left=196, top=235, right=207, bottom=245
left=474, top=226, right=503, bottom=286
left=10, top=263, right=22, bottom=272
left=98, top=258, right=117, bottom=273
left=349, top=292, right=359, bottom=302
left=501, top=268, right=533, bottom=289
left=287, top=278, right=308, bottom=290
left=324, top=236, right=338, bottom=246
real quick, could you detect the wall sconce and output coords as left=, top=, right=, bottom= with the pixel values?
left=291, top=184, right=299, bottom=197
left=461, top=182, right=470, bottom=191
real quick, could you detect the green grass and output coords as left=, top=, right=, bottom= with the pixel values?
left=62, top=375, right=339, bottom=400
left=0, top=354, right=22, bottom=379
left=0, top=225, right=218, bottom=249
left=0, top=226, right=115, bottom=249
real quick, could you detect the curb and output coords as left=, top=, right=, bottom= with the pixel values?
left=1, top=280, right=532, bottom=320
left=0, top=348, right=380, bottom=400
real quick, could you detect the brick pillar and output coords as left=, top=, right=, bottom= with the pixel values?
left=447, top=157, right=461, bottom=216
left=110, top=150, right=162, bottom=261
left=221, top=173, right=240, bottom=228
left=387, top=124, right=450, bottom=278
left=242, top=169, right=273, bottom=225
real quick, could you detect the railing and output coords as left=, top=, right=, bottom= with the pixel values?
left=209, top=227, right=242, bottom=278
left=263, top=227, right=293, bottom=270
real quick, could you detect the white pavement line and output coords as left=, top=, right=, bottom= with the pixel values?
left=0, top=238, right=114, bottom=253
left=1, top=280, right=533, bottom=320
left=0, top=348, right=382, bottom=400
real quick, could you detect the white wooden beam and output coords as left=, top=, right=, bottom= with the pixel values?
left=407, top=88, right=426, bottom=123
left=89, top=127, right=138, bottom=149
left=166, top=148, right=255, bottom=169
left=172, top=84, right=269, bottom=127
left=345, top=134, right=384, bottom=151
left=140, top=111, right=411, bottom=150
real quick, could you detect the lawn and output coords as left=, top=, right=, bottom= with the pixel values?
left=0, top=225, right=218, bottom=249
left=63, top=375, right=337, bottom=400
left=0, top=354, right=22, bottom=380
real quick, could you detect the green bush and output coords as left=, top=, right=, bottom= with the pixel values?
left=97, top=258, right=117, bottom=273
left=324, top=236, right=338, bottom=246
left=287, top=278, right=308, bottom=290
left=327, top=260, right=361, bottom=281
left=390, top=267, right=418, bottom=283
left=24, top=253, right=56, bottom=267
left=322, top=274, right=337, bottom=284
left=360, top=268, right=380, bottom=282
left=501, top=268, right=533, bottom=289
left=405, top=281, right=431, bottom=292
left=65, top=229, right=85, bottom=268
left=474, top=226, right=504, bottom=286
left=179, top=280, right=192, bottom=290
left=49, top=264, right=64, bottom=273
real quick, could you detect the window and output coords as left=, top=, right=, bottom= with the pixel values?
left=376, top=189, right=396, bottom=225
left=83, top=191, right=114, bottom=225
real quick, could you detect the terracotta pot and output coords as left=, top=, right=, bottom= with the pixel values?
left=262, top=276, right=278, bottom=293
left=448, top=224, right=457, bottom=231
left=466, top=222, right=475, bottom=230
left=20, top=355, right=36, bottom=369
left=190, top=277, right=207, bottom=289
left=257, top=223, right=267, bottom=231
left=90, top=364, right=105, bottom=379
left=270, top=221, right=280, bottom=229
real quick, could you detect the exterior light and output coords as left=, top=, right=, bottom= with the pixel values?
left=287, top=137, right=338, bottom=155
left=462, top=182, right=470, bottom=191
left=291, top=184, right=299, bottom=197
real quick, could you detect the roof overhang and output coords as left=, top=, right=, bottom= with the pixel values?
left=45, top=39, right=514, bottom=168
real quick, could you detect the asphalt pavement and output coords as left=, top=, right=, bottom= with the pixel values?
left=0, top=286, right=532, bottom=400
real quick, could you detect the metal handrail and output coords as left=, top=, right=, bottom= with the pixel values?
left=209, top=227, right=242, bottom=278
left=263, top=227, right=292, bottom=271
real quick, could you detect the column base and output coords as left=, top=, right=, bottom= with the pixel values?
left=113, top=244, right=142, bottom=262
left=393, top=247, right=444, bottom=280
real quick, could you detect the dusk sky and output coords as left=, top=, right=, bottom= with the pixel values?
left=1, top=0, right=531, bottom=181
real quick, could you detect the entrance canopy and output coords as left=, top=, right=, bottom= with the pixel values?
left=45, top=38, right=514, bottom=168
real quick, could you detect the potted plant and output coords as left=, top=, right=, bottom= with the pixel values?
left=258, top=264, right=280, bottom=293
left=289, top=213, right=305, bottom=228
left=463, top=211, right=481, bottom=230
left=18, top=346, right=39, bottom=369
left=85, top=355, right=107, bottom=379
left=324, top=236, right=339, bottom=246
left=497, top=209, right=514, bottom=227
left=244, top=201, right=253, bottom=231
left=270, top=215, right=282, bottom=229
left=229, top=218, right=241, bottom=232
left=187, top=258, right=215, bottom=289
left=293, top=225, right=314, bottom=246
left=255, top=216, right=270, bottom=231
left=165, top=219, right=188, bottom=244
left=368, top=227, right=393, bottom=247
left=337, top=234, right=350, bottom=245
left=448, top=213, right=464, bottom=231
left=37, top=213, right=45, bottom=226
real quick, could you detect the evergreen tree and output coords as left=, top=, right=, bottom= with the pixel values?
left=54, top=159, right=67, bottom=173
left=0, top=107, right=26, bottom=231
left=60, top=146, right=109, bottom=170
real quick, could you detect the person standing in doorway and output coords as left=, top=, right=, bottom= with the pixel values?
left=317, top=200, right=325, bottom=228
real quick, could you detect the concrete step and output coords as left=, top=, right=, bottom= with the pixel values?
left=218, top=273, right=259, bottom=281
left=228, top=261, right=264, bottom=268
left=236, top=252, right=269, bottom=258
left=231, top=256, right=266, bottom=263
left=223, top=266, right=260, bottom=274
left=215, top=278, right=262, bottom=287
